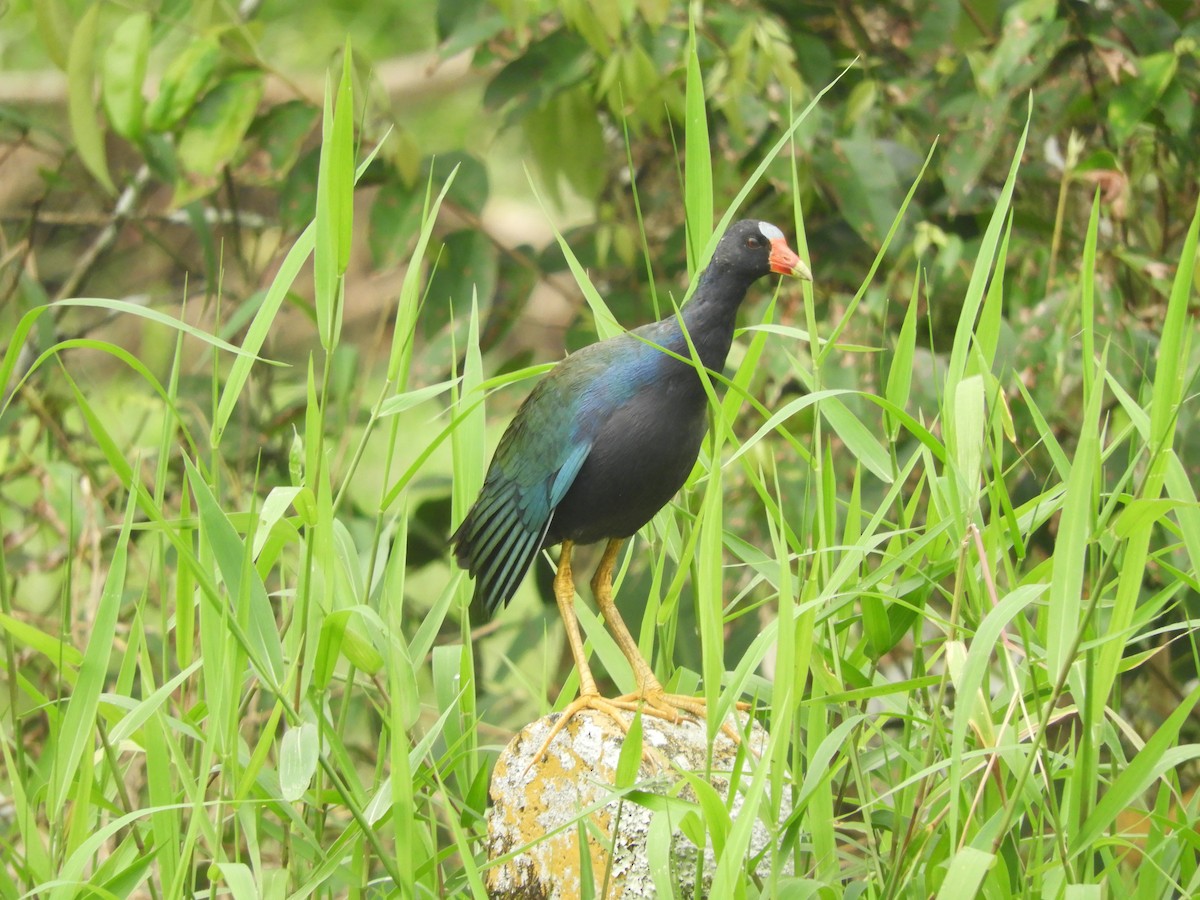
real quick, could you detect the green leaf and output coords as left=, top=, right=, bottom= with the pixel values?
left=820, top=395, right=893, bottom=484
left=45, top=297, right=268, bottom=361
left=176, top=71, right=265, bottom=179
left=636, top=0, right=670, bottom=28
left=313, top=608, right=384, bottom=689
left=941, top=95, right=1007, bottom=201
left=101, top=12, right=151, bottom=142
left=251, top=486, right=303, bottom=559
left=245, top=101, right=320, bottom=179
left=66, top=3, right=114, bottom=193
left=33, top=0, right=72, bottom=70
left=438, top=0, right=505, bottom=52
left=525, top=85, right=605, bottom=204
left=279, top=723, right=319, bottom=802
left=1094, top=193, right=1200, bottom=714
left=944, top=97, right=1029, bottom=469
left=951, top=374, right=986, bottom=505
left=450, top=297, right=487, bottom=613
left=816, top=137, right=937, bottom=367
left=1109, top=51, right=1178, bottom=142
left=948, top=584, right=1045, bottom=832
left=1148, top=193, right=1198, bottom=450
left=213, top=223, right=312, bottom=445
left=678, top=770, right=732, bottom=859
left=577, top=820, right=595, bottom=897
left=784, top=715, right=866, bottom=820
left=483, top=29, right=591, bottom=119
left=1079, top=189, right=1100, bottom=399
left=0, top=612, right=83, bottom=670
left=106, top=660, right=203, bottom=744
left=369, top=180, right=424, bottom=266
left=432, top=644, right=471, bottom=787
left=975, top=5, right=1060, bottom=97
left=696, top=452, right=726, bottom=728
left=937, top=846, right=994, bottom=899
left=971, top=218, right=1010, bottom=375
left=212, top=863, right=258, bottom=900
left=428, top=153, right=489, bottom=215
left=378, top=377, right=463, bottom=417
left=534, top=202, right=622, bottom=339
left=1113, top=498, right=1187, bottom=540
left=424, top=230, right=499, bottom=333
left=820, top=137, right=907, bottom=245
left=860, top=593, right=894, bottom=660
left=145, top=35, right=222, bottom=132
left=614, top=711, right=644, bottom=789
left=333, top=52, right=355, bottom=276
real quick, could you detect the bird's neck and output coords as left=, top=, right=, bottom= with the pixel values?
left=677, top=264, right=755, bottom=370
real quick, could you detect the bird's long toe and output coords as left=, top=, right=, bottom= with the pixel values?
left=524, top=689, right=757, bottom=774
left=630, top=689, right=753, bottom=749
left=524, top=692, right=644, bottom=772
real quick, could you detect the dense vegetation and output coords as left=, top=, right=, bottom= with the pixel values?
left=1, top=0, right=1198, bottom=895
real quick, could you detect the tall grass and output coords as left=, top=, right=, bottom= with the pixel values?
left=1, top=46, right=1199, bottom=900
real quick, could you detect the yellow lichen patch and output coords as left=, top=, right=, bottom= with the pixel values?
left=485, top=708, right=777, bottom=899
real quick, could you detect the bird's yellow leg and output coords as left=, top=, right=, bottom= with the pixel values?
left=552, top=540, right=598, bottom=696
left=588, top=539, right=663, bottom=694
left=591, top=538, right=751, bottom=745
left=525, top=540, right=643, bottom=769
left=526, top=539, right=752, bottom=770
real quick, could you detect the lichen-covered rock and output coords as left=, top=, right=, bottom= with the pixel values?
left=485, top=708, right=785, bottom=899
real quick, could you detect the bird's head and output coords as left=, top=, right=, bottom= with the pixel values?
left=715, top=220, right=812, bottom=282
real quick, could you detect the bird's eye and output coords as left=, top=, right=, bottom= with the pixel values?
left=746, top=236, right=762, bottom=249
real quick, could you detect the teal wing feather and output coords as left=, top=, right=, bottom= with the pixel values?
left=452, top=329, right=677, bottom=616
left=452, top=367, right=596, bottom=617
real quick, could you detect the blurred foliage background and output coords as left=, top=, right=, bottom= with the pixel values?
left=2, top=0, right=1200, bottom=774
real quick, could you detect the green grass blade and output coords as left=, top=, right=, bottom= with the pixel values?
left=937, top=846, right=994, bottom=899
left=817, top=139, right=938, bottom=367
left=1094, top=193, right=1200, bottom=712
left=1044, top=349, right=1104, bottom=684
left=1070, top=683, right=1200, bottom=856
left=184, top=456, right=286, bottom=685
left=1079, top=189, right=1101, bottom=400
left=212, top=224, right=312, bottom=445
left=389, top=167, right=459, bottom=384
left=947, top=584, right=1045, bottom=832
left=314, top=45, right=355, bottom=350
left=527, top=168, right=622, bottom=338
left=944, top=97, right=1031, bottom=430
left=969, top=215, right=1010, bottom=377
left=683, top=13, right=713, bottom=273
left=885, top=267, right=921, bottom=440
left=696, top=451, right=725, bottom=739
left=46, top=485, right=137, bottom=820
left=820, top=395, right=893, bottom=484
left=703, top=67, right=852, bottom=276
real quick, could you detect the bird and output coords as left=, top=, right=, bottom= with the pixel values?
left=452, top=218, right=811, bottom=757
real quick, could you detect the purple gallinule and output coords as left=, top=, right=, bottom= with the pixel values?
left=453, top=219, right=810, bottom=752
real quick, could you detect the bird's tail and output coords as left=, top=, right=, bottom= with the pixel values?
left=450, top=500, right=551, bottom=621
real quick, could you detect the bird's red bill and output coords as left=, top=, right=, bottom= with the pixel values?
left=769, top=238, right=812, bottom=280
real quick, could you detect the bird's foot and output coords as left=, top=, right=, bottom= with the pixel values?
left=524, top=689, right=754, bottom=773
left=523, top=691, right=649, bottom=773
left=617, top=689, right=753, bottom=750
